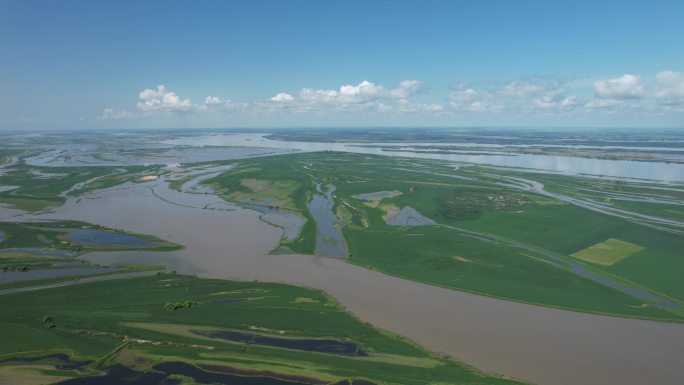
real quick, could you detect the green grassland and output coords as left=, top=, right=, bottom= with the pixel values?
left=501, top=169, right=684, bottom=224
left=204, top=152, right=684, bottom=321
left=570, top=238, right=644, bottom=266
left=0, top=274, right=525, bottom=385
left=204, top=158, right=318, bottom=253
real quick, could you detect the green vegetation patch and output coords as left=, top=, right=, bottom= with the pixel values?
left=0, top=221, right=180, bottom=252
left=0, top=274, right=525, bottom=385
left=571, top=238, right=645, bottom=266
left=0, top=162, right=157, bottom=211
left=200, top=152, right=684, bottom=320
left=231, top=178, right=302, bottom=210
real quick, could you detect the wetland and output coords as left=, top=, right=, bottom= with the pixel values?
left=2, top=129, right=684, bottom=385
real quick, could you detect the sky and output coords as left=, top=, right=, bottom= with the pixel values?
left=1, top=0, right=683, bottom=130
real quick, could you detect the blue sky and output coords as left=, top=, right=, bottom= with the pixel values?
left=1, top=0, right=683, bottom=130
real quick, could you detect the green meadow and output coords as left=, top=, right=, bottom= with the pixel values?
left=0, top=274, right=525, bottom=385
left=204, top=152, right=684, bottom=321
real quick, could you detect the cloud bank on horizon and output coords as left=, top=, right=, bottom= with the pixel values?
left=98, top=71, right=684, bottom=125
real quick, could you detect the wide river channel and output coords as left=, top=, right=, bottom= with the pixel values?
left=18, top=176, right=682, bottom=385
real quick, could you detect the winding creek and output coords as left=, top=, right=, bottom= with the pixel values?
left=308, top=184, right=348, bottom=258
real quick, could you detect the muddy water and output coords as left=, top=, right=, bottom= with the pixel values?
left=22, top=181, right=684, bottom=385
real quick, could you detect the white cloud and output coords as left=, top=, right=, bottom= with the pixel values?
left=266, top=80, right=432, bottom=113
left=594, top=74, right=645, bottom=99
left=201, top=96, right=246, bottom=111
left=585, top=98, right=622, bottom=109
left=270, top=93, right=295, bottom=103
left=137, top=85, right=194, bottom=112
left=500, top=78, right=582, bottom=110
left=449, top=88, right=503, bottom=112
left=448, top=79, right=582, bottom=113
left=395, top=98, right=444, bottom=113
left=533, top=94, right=582, bottom=109
left=97, top=108, right=135, bottom=120
left=390, top=80, right=423, bottom=99
left=339, top=80, right=385, bottom=100
left=101, top=72, right=684, bottom=123
left=204, top=96, right=223, bottom=105
left=502, top=79, right=550, bottom=97
left=449, top=88, right=477, bottom=105
left=560, top=95, right=580, bottom=108
left=655, top=70, right=684, bottom=104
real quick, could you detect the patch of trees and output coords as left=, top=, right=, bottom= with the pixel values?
left=2, top=265, right=29, bottom=272
left=42, top=315, right=56, bottom=329
left=164, top=301, right=198, bottom=311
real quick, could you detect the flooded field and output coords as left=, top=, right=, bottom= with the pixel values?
left=385, top=206, right=435, bottom=226
left=23, top=143, right=293, bottom=167
left=53, top=362, right=325, bottom=385
left=308, top=184, right=348, bottom=258
left=163, top=133, right=684, bottom=182
left=60, top=228, right=166, bottom=248
left=19, top=178, right=684, bottom=385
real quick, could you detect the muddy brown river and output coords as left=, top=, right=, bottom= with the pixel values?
left=14, top=180, right=684, bottom=385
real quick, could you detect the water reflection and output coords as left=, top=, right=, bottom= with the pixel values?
left=163, top=134, right=684, bottom=182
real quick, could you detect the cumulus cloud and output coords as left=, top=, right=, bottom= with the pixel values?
left=270, top=93, right=295, bottom=103
left=533, top=94, right=582, bottom=109
left=204, top=96, right=224, bottom=105
left=448, top=78, right=582, bottom=114
left=266, top=80, right=438, bottom=113
left=533, top=93, right=584, bottom=109
left=137, top=85, right=194, bottom=112
left=449, top=89, right=493, bottom=112
left=290, top=80, right=386, bottom=105
left=201, top=96, right=247, bottom=111
left=99, top=86, right=251, bottom=119
left=339, top=80, right=385, bottom=100
left=655, top=70, right=684, bottom=104
left=501, top=78, right=581, bottom=110
left=449, top=87, right=506, bottom=113
left=390, top=80, right=424, bottom=99
left=100, top=72, right=684, bottom=123
left=594, top=74, right=645, bottom=99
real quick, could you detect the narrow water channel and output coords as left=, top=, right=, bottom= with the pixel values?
left=307, top=183, right=348, bottom=258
